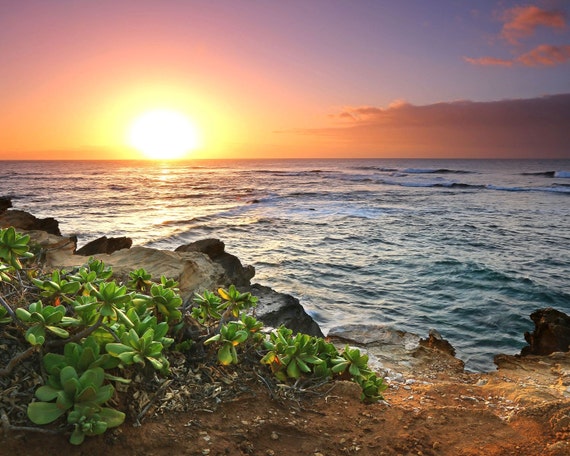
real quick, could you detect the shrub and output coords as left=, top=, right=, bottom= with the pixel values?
left=0, top=226, right=387, bottom=445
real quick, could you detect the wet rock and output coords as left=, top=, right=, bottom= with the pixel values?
left=251, top=284, right=324, bottom=337
left=176, top=239, right=255, bottom=287
left=0, top=196, right=12, bottom=213
left=419, top=329, right=456, bottom=357
left=76, top=236, right=133, bottom=256
left=0, top=209, right=61, bottom=235
left=521, top=308, right=570, bottom=356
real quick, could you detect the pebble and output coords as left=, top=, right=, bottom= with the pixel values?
left=271, top=432, right=279, bottom=440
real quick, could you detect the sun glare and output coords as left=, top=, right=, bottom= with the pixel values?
left=127, top=109, right=201, bottom=159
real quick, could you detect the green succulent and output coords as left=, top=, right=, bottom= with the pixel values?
left=218, top=285, right=258, bottom=318
left=147, top=282, right=182, bottom=323
left=27, top=366, right=125, bottom=445
left=127, top=268, right=153, bottom=292
left=354, top=373, right=388, bottom=403
left=330, top=345, right=373, bottom=378
left=68, top=258, right=113, bottom=293
left=15, top=300, right=76, bottom=345
left=261, top=327, right=324, bottom=381
left=32, top=269, right=82, bottom=305
left=0, top=226, right=34, bottom=270
left=0, top=262, right=13, bottom=282
left=0, top=305, right=11, bottom=324
left=88, top=281, right=134, bottom=327
left=106, top=324, right=171, bottom=374
left=192, top=289, right=224, bottom=324
left=42, top=336, right=120, bottom=380
left=204, top=321, right=249, bottom=365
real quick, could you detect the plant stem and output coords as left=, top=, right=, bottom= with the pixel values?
left=0, top=345, right=38, bottom=377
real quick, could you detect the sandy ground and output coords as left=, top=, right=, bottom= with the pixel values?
left=3, top=346, right=570, bottom=456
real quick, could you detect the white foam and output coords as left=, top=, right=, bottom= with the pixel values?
left=554, top=171, right=570, bottom=178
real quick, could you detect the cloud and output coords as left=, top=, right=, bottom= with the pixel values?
left=465, top=4, right=569, bottom=67
left=517, top=43, right=570, bottom=65
left=463, top=56, right=514, bottom=67
left=501, top=5, right=566, bottom=45
left=465, top=43, right=570, bottom=66
left=300, top=94, right=570, bottom=158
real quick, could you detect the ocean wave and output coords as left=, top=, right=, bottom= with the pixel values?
left=379, top=179, right=483, bottom=189
left=535, top=186, right=570, bottom=194
left=350, top=165, right=399, bottom=172
left=521, top=170, right=570, bottom=178
left=402, top=168, right=473, bottom=174
left=521, top=171, right=556, bottom=177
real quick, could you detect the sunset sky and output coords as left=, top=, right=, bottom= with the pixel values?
left=1, top=0, right=569, bottom=160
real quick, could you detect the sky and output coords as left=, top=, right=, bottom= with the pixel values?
left=0, top=0, right=569, bottom=160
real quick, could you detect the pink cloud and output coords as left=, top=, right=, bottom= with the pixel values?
left=465, top=43, right=570, bottom=67
left=463, top=56, right=514, bottom=67
left=299, top=94, right=570, bottom=158
left=516, top=43, right=570, bottom=65
left=501, top=5, right=566, bottom=44
left=465, top=5, right=569, bottom=68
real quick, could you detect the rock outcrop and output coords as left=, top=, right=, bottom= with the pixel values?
left=0, top=208, right=61, bottom=236
left=251, top=284, right=324, bottom=337
left=35, top=226, right=316, bottom=335
left=419, top=328, right=456, bottom=356
left=176, top=238, right=255, bottom=288
left=0, top=196, right=12, bottom=213
left=521, top=307, right=570, bottom=356
left=76, top=236, right=133, bottom=256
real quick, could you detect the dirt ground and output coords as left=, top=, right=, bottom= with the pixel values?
left=3, top=349, right=570, bottom=456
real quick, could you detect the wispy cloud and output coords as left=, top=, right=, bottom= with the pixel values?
left=299, top=94, right=570, bottom=158
left=463, top=56, right=513, bottom=67
left=517, top=43, right=570, bottom=65
left=465, top=43, right=570, bottom=66
left=465, top=4, right=569, bottom=67
left=501, top=5, right=566, bottom=44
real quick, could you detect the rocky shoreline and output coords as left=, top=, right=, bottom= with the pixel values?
left=2, top=198, right=570, bottom=455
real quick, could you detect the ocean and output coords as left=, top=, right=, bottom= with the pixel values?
left=1, top=158, right=569, bottom=371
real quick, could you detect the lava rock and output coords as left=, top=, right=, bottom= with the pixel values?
left=76, top=236, right=133, bottom=256
left=251, top=284, right=324, bottom=337
left=0, top=197, right=12, bottom=213
left=521, top=308, right=570, bottom=356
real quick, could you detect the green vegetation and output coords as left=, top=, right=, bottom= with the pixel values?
left=0, top=226, right=387, bottom=444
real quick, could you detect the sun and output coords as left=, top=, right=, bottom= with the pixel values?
left=127, top=109, right=201, bottom=159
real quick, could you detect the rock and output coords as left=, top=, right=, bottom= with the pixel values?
left=327, top=324, right=465, bottom=378
left=176, top=239, right=255, bottom=287
left=419, top=329, right=456, bottom=357
left=76, top=236, right=133, bottom=256
left=521, top=308, right=570, bottom=356
left=251, top=284, right=324, bottom=337
left=0, top=209, right=61, bottom=235
left=25, top=230, right=77, bottom=258
left=0, top=196, right=12, bottom=213
left=47, top=246, right=226, bottom=300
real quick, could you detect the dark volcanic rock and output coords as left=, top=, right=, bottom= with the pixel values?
left=0, top=209, right=61, bottom=235
left=76, top=236, right=133, bottom=256
left=176, top=239, right=255, bottom=287
left=251, top=284, right=324, bottom=337
left=0, top=197, right=12, bottom=213
left=521, top=308, right=570, bottom=356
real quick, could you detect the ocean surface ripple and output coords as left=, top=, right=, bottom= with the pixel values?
left=1, top=158, right=569, bottom=371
